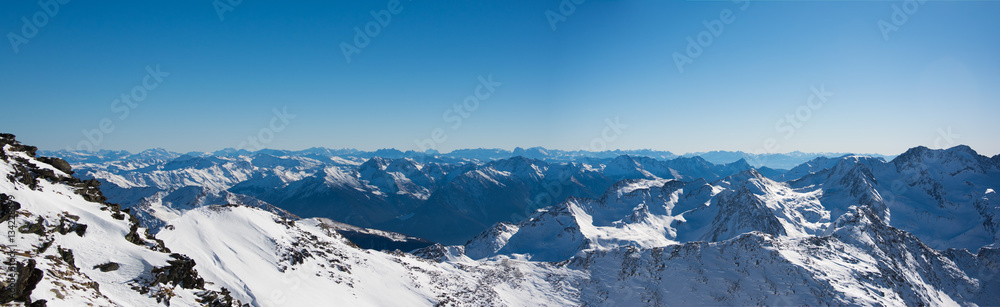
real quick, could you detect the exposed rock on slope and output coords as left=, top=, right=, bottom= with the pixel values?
left=0, top=134, right=240, bottom=306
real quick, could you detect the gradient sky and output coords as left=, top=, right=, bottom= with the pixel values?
left=1, top=0, right=998, bottom=155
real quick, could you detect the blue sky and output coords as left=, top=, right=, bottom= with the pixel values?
left=1, top=0, right=998, bottom=155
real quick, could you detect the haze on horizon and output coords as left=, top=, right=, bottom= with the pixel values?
left=2, top=1, right=997, bottom=156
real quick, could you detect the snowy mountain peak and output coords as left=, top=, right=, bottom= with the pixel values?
left=716, top=168, right=774, bottom=195
left=128, top=148, right=179, bottom=161
left=485, top=156, right=547, bottom=178
left=702, top=185, right=786, bottom=241
left=893, top=145, right=993, bottom=175
left=464, top=221, right=520, bottom=259
left=604, top=155, right=657, bottom=179
left=726, top=157, right=752, bottom=170
left=359, top=156, right=392, bottom=172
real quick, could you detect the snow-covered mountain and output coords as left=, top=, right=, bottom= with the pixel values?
left=46, top=148, right=766, bottom=245
left=1, top=134, right=240, bottom=306
left=7, top=134, right=1000, bottom=306
left=3, top=134, right=582, bottom=306
left=37, top=144, right=979, bottom=246
left=466, top=146, right=999, bottom=260
left=462, top=169, right=829, bottom=262
left=377, top=155, right=761, bottom=244
left=789, top=146, right=1000, bottom=251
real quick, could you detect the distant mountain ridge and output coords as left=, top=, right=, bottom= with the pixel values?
left=31, top=146, right=921, bottom=246
left=42, top=146, right=895, bottom=170
left=46, top=148, right=787, bottom=244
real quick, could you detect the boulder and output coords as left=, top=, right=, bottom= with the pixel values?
left=37, top=157, right=72, bottom=175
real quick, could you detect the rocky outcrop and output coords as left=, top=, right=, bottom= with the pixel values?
left=0, top=193, right=20, bottom=223
left=37, top=157, right=72, bottom=175
left=2, top=134, right=243, bottom=305
left=93, top=262, right=120, bottom=272
left=151, top=254, right=205, bottom=289
left=0, top=259, right=45, bottom=305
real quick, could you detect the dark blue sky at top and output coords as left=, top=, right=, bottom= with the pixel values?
left=1, top=0, right=997, bottom=155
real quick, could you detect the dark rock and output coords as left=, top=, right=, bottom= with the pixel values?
left=56, top=247, right=76, bottom=270
left=35, top=239, right=53, bottom=254
left=71, top=179, right=107, bottom=203
left=413, top=243, right=450, bottom=262
left=0, top=259, right=45, bottom=304
left=0, top=193, right=20, bottom=223
left=287, top=249, right=311, bottom=266
left=124, top=222, right=145, bottom=246
left=0, top=134, right=37, bottom=158
left=151, top=254, right=205, bottom=289
left=144, top=230, right=171, bottom=253
left=18, top=217, right=46, bottom=236
left=93, top=262, right=120, bottom=272
left=10, top=164, right=38, bottom=190
left=105, top=203, right=126, bottom=220
left=123, top=213, right=169, bottom=252
left=57, top=216, right=87, bottom=237
left=197, top=287, right=244, bottom=307
left=31, top=168, right=58, bottom=184
left=37, top=157, right=73, bottom=175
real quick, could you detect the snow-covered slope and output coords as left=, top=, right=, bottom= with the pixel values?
left=1, top=134, right=239, bottom=306
left=158, top=205, right=582, bottom=306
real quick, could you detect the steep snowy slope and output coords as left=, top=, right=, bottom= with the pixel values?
left=0, top=134, right=239, bottom=306
left=157, top=205, right=581, bottom=307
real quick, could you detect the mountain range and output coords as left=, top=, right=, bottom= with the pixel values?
left=38, top=146, right=892, bottom=245
left=3, top=133, right=997, bottom=306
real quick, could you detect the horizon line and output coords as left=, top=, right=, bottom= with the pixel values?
left=34, top=144, right=997, bottom=158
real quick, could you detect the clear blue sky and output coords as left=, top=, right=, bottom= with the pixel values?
left=2, top=0, right=998, bottom=155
